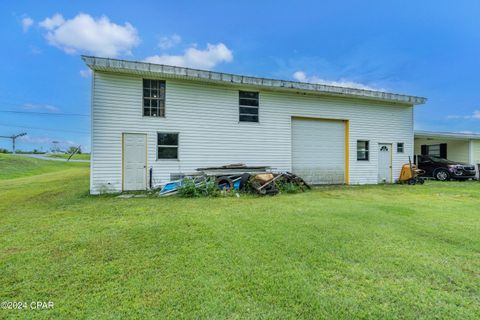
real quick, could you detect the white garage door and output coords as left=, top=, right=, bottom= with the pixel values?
left=292, top=118, right=345, bottom=184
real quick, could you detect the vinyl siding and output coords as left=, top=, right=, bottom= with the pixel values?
left=91, top=71, right=414, bottom=194
left=414, top=138, right=470, bottom=163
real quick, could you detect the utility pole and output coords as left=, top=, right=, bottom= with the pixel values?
left=0, top=132, right=27, bottom=154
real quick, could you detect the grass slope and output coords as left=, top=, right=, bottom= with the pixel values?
left=1, top=161, right=479, bottom=319
left=47, top=153, right=91, bottom=160
left=0, top=154, right=88, bottom=180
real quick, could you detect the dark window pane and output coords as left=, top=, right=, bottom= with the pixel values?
left=397, top=143, right=404, bottom=153
left=159, top=101, right=165, bottom=117
left=143, top=79, right=150, bottom=88
left=151, top=99, right=158, bottom=109
left=357, top=151, right=369, bottom=160
left=239, top=98, right=259, bottom=107
left=143, top=99, right=150, bottom=107
left=357, top=140, right=369, bottom=160
left=143, top=108, right=150, bottom=116
left=240, top=106, right=258, bottom=115
left=151, top=89, right=158, bottom=98
left=158, top=147, right=178, bottom=159
left=357, top=141, right=369, bottom=151
left=158, top=133, right=178, bottom=146
left=239, top=91, right=258, bottom=99
left=143, top=89, right=150, bottom=98
left=239, top=114, right=259, bottom=122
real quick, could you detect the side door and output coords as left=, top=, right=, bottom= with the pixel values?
left=123, top=133, right=147, bottom=191
left=378, top=143, right=392, bottom=183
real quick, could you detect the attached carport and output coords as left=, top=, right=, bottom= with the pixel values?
left=414, top=131, right=480, bottom=175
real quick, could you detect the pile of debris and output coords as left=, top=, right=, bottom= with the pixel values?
left=159, top=163, right=310, bottom=196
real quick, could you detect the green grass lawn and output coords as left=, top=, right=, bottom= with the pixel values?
left=47, top=153, right=91, bottom=160
left=1, top=155, right=479, bottom=319
left=0, top=154, right=87, bottom=180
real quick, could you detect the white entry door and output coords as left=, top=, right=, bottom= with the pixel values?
left=378, top=143, right=392, bottom=183
left=123, top=133, right=147, bottom=191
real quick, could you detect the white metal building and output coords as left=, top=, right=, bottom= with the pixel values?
left=83, top=56, right=426, bottom=194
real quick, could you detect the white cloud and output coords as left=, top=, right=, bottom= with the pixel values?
left=292, top=71, right=378, bottom=90
left=158, top=34, right=181, bottom=49
left=446, top=110, right=480, bottom=120
left=21, top=16, right=34, bottom=32
left=39, top=13, right=139, bottom=57
left=80, top=69, right=92, bottom=78
left=22, top=103, right=60, bottom=113
left=39, top=13, right=64, bottom=30
left=144, top=43, right=233, bottom=69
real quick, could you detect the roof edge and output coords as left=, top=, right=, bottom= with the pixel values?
left=415, top=130, right=480, bottom=140
left=82, top=55, right=427, bottom=105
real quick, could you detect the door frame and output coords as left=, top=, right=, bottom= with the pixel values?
left=378, top=142, right=393, bottom=183
left=291, top=116, right=349, bottom=185
left=122, top=132, right=148, bottom=191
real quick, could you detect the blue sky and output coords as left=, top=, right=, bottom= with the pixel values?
left=1, top=0, right=479, bottom=152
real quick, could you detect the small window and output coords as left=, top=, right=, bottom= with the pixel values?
left=143, top=79, right=166, bottom=117
left=397, top=143, right=404, bottom=153
left=357, top=140, right=369, bottom=161
left=239, top=91, right=259, bottom=122
left=157, top=133, right=178, bottom=159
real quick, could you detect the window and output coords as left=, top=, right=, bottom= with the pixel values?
left=397, top=142, right=404, bottom=153
left=421, top=143, right=447, bottom=159
left=143, top=79, right=166, bottom=117
left=239, top=91, right=259, bottom=122
left=157, top=133, right=178, bottom=159
left=357, top=140, right=369, bottom=161
left=426, top=144, right=440, bottom=157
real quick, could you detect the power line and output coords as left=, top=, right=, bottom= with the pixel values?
left=0, top=123, right=90, bottom=134
left=0, top=110, right=90, bottom=117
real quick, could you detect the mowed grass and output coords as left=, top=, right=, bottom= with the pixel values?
left=47, top=153, right=91, bottom=160
left=1, top=156, right=479, bottom=319
left=0, top=154, right=87, bottom=180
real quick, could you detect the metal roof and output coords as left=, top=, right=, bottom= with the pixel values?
left=82, top=55, right=427, bottom=105
left=415, top=130, right=480, bottom=140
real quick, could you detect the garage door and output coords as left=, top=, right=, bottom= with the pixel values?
left=292, top=118, right=346, bottom=184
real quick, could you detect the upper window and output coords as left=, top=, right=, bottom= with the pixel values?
left=143, top=79, right=165, bottom=117
left=357, top=140, right=369, bottom=161
left=157, top=133, right=178, bottom=159
left=239, top=91, right=259, bottom=122
left=397, top=142, right=404, bottom=153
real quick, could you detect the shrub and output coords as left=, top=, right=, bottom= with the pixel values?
left=178, top=178, right=201, bottom=197
left=278, top=181, right=301, bottom=194
left=177, top=177, right=220, bottom=198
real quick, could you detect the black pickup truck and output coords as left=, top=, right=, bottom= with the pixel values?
left=416, top=155, right=476, bottom=181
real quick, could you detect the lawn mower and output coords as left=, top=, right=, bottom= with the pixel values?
left=399, top=157, right=425, bottom=185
